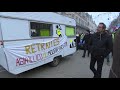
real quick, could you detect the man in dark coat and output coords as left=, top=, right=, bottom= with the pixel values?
left=89, top=22, right=113, bottom=78
left=109, top=28, right=120, bottom=78
left=82, top=31, right=91, bottom=57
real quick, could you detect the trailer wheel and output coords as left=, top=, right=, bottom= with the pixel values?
left=49, top=57, right=60, bottom=67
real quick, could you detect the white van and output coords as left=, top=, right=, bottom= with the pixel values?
left=0, top=12, right=76, bottom=75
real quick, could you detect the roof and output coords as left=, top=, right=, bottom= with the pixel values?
left=0, top=12, right=76, bottom=26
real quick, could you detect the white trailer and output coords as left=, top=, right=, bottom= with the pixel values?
left=0, top=12, right=76, bottom=75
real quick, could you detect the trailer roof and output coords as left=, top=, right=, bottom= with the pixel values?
left=0, top=12, right=76, bottom=26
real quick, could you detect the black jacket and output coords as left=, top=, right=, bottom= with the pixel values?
left=89, top=31, right=113, bottom=57
left=82, top=34, right=91, bottom=45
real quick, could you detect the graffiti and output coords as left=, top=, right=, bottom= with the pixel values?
left=56, top=25, right=62, bottom=37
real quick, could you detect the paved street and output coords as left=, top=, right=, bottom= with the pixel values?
left=0, top=50, right=113, bottom=78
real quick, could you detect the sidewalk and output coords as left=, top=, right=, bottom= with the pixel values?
left=74, top=50, right=113, bottom=78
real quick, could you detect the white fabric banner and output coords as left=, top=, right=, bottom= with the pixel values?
left=4, top=37, right=67, bottom=70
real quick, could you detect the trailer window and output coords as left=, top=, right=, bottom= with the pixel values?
left=66, top=26, right=75, bottom=36
left=30, top=22, right=52, bottom=37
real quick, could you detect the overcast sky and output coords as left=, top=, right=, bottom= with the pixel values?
left=87, top=12, right=119, bottom=28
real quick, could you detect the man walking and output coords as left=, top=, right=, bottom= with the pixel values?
left=89, top=23, right=112, bottom=78
left=82, top=31, right=91, bottom=58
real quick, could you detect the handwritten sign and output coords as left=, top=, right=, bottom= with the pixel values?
left=15, top=38, right=67, bottom=66
left=24, top=38, right=59, bottom=54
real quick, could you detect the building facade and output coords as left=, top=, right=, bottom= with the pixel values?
left=109, top=13, right=120, bottom=32
left=55, top=12, right=97, bottom=34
